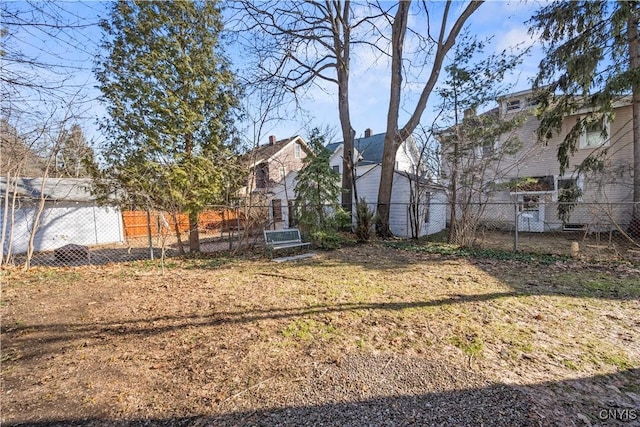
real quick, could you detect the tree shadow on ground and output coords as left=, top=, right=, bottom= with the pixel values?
left=5, top=368, right=638, bottom=427
left=2, top=291, right=518, bottom=362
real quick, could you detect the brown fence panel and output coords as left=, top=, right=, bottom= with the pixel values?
left=122, top=211, right=158, bottom=238
left=122, top=209, right=245, bottom=239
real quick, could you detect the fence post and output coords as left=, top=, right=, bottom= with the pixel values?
left=406, top=205, right=410, bottom=239
left=146, top=208, right=154, bottom=260
left=514, top=200, right=519, bottom=252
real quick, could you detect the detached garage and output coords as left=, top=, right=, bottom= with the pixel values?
left=1, top=178, right=124, bottom=256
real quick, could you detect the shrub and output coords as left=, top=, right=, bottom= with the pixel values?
left=355, top=198, right=375, bottom=242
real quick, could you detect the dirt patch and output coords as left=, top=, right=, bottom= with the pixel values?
left=1, top=244, right=639, bottom=426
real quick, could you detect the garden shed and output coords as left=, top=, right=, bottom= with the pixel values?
left=1, top=177, right=124, bottom=256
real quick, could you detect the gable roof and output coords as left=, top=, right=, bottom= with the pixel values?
left=333, top=132, right=415, bottom=167
left=325, top=142, right=342, bottom=153
left=244, top=135, right=307, bottom=167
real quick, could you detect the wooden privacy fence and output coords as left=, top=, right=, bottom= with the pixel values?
left=122, top=209, right=244, bottom=239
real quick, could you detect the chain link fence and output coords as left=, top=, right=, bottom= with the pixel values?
left=2, top=198, right=639, bottom=268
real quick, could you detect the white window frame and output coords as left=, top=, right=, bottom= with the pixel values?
left=294, top=143, right=301, bottom=158
left=579, top=117, right=610, bottom=149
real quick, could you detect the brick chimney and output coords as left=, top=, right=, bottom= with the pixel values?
left=364, top=128, right=372, bottom=138
left=268, top=135, right=276, bottom=145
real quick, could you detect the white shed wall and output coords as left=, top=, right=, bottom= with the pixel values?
left=1, top=203, right=124, bottom=255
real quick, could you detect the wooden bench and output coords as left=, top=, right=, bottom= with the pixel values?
left=264, top=229, right=310, bottom=254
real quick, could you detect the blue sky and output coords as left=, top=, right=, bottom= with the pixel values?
left=3, top=0, right=548, bottom=151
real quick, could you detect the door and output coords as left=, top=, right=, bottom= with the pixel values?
left=518, top=194, right=545, bottom=232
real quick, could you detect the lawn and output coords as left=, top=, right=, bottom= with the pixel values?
left=1, top=243, right=639, bottom=426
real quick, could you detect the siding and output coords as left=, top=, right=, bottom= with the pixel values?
left=2, top=203, right=124, bottom=255
left=471, top=101, right=635, bottom=229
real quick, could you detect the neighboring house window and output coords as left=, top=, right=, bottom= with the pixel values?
left=579, top=117, right=610, bottom=149
left=294, top=143, right=301, bottom=158
left=557, top=177, right=582, bottom=200
left=332, top=165, right=340, bottom=173
left=482, top=140, right=495, bottom=157
left=271, top=199, right=282, bottom=221
left=525, top=97, right=539, bottom=108
left=521, top=194, right=540, bottom=221
left=506, top=99, right=521, bottom=111
left=279, top=166, right=286, bottom=180
left=256, top=163, right=268, bottom=188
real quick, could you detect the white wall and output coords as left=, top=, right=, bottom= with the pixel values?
left=1, top=202, right=124, bottom=255
left=269, top=172, right=299, bottom=230
left=354, top=166, right=446, bottom=238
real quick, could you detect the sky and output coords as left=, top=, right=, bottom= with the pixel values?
left=2, top=0, right=548, bottom=152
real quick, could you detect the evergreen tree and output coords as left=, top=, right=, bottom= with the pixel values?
left=294, top=128, right=342, bottom=234
left=55, top=124, right=93, bottom=178
left=530, top=0, right=640, bottom=235
left=95, top=0, right=240, bottom=252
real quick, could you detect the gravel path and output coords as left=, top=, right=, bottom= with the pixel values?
left=212, top=354, right=543, bottom=426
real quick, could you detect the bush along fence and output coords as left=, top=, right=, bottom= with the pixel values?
left=2, top=199, right=638, bottom=268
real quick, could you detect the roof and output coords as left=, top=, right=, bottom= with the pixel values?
left=356, top=164, right=440, bottom=187
left=354, top=133, right=387, bottom=167
left=244, top=135, right=306, bottom=166
left=325, top=142, right=342, bottom=153
left=0, top=178, right=96, bottom=202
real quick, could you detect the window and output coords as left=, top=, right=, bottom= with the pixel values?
left=525, top=97, right=539, bottom=107
left=482, top=141, right=494, bottom=157
left=557, top=178, right=577, bottom=194
left=332, top=165, right=340, bottom=173
left=506, top=99, right=521, bottom=111
left=279, top=166, right=286, bottom=180
left=556, top=177, right=582, bottom=201
left=294, top=143, right=301, bottom=158
left=255, top=163, right=268, bottom=188
left=579, top=117, right=609, bottom=149
left=520, top=195, right=540, bottom=221
left=271, top=199, right=282, bottom=221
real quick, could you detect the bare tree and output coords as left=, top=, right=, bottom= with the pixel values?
left=230, top=1, right=388, bottom=218
left=399, top=125, right=442, bottom=239
left=374, top=1, right=483, bottom=236
left=231, top=1, right=484, bottom=235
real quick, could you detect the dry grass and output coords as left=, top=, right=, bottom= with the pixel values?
left=1, top=243, right=639, bottom=425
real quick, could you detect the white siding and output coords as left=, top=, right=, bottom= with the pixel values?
left=2, top=203, right=124, bottom=255
left=354, top=166, right=446, bottom=237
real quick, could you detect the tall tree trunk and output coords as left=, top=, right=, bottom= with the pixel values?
left=171, top=211, right=186, bottom=255
left=629, top=9, right=640, bottom=237
left=184, top=131, right=201, bottom=252
left=189, top=210, right=200, bottom=253
left=335, top=1, right=355, bottom=219
left=377, top=1, right=410, bottom=237
left=376, top=0, right=482, bottom=237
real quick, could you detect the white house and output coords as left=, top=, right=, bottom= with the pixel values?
left=268, top=129, right=446, bottom=237
left=1, top=178, right=124, bottom=256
